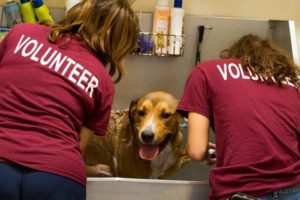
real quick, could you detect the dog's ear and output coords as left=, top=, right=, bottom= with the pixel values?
left=129, top=98, right=139, bottom=124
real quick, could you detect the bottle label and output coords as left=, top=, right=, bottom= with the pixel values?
left=157, top=20, right=167, bottom=32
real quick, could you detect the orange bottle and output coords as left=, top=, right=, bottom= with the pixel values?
left=152, top=0, right=170, bottom=55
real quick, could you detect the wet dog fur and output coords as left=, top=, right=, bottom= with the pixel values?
left=84, top=91, right=191, bottom=178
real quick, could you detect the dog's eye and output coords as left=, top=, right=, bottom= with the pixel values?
left=138, top=110, right=145, bottom=116
left=161, top=113, right=171, bottom=119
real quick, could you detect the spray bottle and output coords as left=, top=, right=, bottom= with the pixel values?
left=32, top=0, right=53, bottom=23
left=20, top=0, right=37, bottom=23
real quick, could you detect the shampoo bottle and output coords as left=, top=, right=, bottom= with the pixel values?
left=20, top=0, right=37, bottom=23
left=169, top=0, right=184, bottom=55
left=152, top=0, right=170, bottom=55
left=32, top=0, right=53, bottom=23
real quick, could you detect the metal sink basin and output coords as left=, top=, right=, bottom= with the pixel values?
left=87, top=177, right=210, bottom=200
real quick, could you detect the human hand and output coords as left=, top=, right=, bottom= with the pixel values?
left=93, top=164, right=112, bottom=177
left=207, top=142, right=216, bottom=166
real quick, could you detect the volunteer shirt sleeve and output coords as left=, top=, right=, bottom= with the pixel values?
left=0, top=29, right=13, bottom=61
left=83, top=84, right=115, bottom=136
left=177, top=67, right=211, bottom=119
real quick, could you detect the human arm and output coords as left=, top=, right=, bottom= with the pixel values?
left=187, top=112, right=210, bottom=161
left=79, top=126, right=94, bottom=154
left=177, top=66, right=215, bottom=162
left=80, top=126, right=112, bottom=176
left=82, top=81, right=114, bottom=176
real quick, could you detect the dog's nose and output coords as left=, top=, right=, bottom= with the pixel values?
left=141, top=130, right=154, bottom=143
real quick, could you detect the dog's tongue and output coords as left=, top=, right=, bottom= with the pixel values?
left=139, top=145, right=159, bottom=160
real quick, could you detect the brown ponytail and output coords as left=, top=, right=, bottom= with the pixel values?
left=220, top=34, right=300, bottom=90
left=43, top=0, right=139, bottom=83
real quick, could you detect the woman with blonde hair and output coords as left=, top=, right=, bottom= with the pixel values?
left=0, top=0, right=139, bottom=199
left=177, top=34, right=300, bottom=199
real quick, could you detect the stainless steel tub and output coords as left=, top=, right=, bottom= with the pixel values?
left=87, top=177, right=210, bottom=200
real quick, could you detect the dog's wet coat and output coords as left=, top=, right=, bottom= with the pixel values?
left=84, top=91, right=191, bottom=178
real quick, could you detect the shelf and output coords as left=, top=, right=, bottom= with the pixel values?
left=133, top=32, right=185, bottom=57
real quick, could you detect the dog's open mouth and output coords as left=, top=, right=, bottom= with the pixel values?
left=139, top=134, right=172, bottom=161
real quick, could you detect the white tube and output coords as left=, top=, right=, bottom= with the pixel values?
left=169, top=8, right=184, bottom=55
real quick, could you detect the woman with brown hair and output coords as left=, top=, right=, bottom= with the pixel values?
left=0, top=0, right=139, bottom=199
left=177, top=34, right=300, bottom=199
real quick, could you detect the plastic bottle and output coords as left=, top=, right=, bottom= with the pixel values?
left=3, top=0, right=23, bottom=28
left=20, top=0, right=37, bottom=23
left=169, top=0, right=184, bottom=55
left=152, top=0, right=170, bottom=55
left=32, top=0, right=53, bottom=23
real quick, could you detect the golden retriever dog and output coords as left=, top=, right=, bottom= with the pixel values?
left=84, top=91, right=191, bottom=178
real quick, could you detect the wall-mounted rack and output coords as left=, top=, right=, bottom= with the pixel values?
left=133, top=32, right=185, bottom=57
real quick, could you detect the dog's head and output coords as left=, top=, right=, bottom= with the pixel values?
left=129, top=91, right=180, bottom=161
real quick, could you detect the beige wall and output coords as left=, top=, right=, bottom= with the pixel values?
left=1, top=0, right=300, bottom=59
left=132, top=0, right=300, bottom=21
left=1, top=0, right=299, bottom=21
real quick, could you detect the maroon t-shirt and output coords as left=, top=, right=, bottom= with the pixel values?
left=0, top=24, right=114, bottom=185
left=177, top=58, right=300, bottom=199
